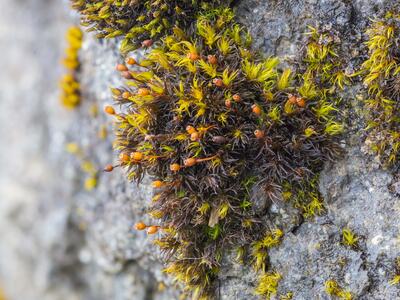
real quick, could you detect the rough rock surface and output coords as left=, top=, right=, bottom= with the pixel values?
left=1, top=0, right=400, bottom=299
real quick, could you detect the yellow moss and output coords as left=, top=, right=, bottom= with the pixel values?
left=325, top=280, right=352, bottom=300
left=255, top=272, right=282, bottom=299
left=342, top=228, right=358, bottom=248
left=84, top=176, right=97, bottom=191
left=60, top=26, right=83, bottom=109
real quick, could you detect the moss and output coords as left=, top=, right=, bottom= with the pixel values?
left=325, top=280, right=352, bottom=300
left=60, top=26, right=83, bottom=109
left=390, top=257, right=400, bottom=285
left=66, top=142, right=99, bottom=191
left=105, top=6, right=346, bottom=297
left=71, top=0, right=231, bottom=54
left=254, top=271, right=282, bottom=299
left=280, top=292, right=293, bottom=300
left=341, top=228, right=359, bottom=249
left=70, top=0, right=349, bottom=297
left=361, top=12, right=400, bottom=165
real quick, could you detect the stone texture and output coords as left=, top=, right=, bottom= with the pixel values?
left=1, top=0, right=400, bottom=299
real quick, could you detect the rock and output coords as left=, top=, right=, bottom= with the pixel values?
left=1, top=0, right=400, bottom=299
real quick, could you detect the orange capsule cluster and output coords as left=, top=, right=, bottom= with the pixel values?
left=186, top=125, right=201, bottom=141
left=287, top=94, right=306, bottom=108
left=117, top=151, right=147, bottom=164
left=134, top=222, right=160, bottom=235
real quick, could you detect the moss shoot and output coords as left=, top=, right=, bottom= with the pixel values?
left=60, top=26, right=83, bottom=109
left=361, top=12, right=400, bottom=165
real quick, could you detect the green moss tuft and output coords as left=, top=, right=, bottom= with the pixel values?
left=254, top=271, right=282, bottom=299
left=341, top=228, right=359, bottom=249
left=361, top=13, right=400, bottom=165
left=105, top=8, right=346, bottom=298
left=71, top=0, right=232, bottom=54
left=325, top=279, right=352, bottom=300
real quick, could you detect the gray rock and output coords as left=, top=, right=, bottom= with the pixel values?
left=1, top=0, right=400, bottom=299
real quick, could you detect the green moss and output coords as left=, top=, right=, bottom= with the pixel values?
left=361, top=12, right=400, bottom=165
left=325, top=280, right=352, bottom=300
left=341, top=228, right=359, bottom=249
left=106, top=7, right=346, bottom=297
left=390, top=257, right=400, bottom=285
left=71, top=0, right=231, bottom=54
left=254, top=271, right=282, bottom=299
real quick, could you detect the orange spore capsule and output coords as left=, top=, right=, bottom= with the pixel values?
left=103, top=164, right=114, bottom=172
left=104, top=105, right=116, bottom=115
left=254, top=129, right=265, bottom=139
left=138, top=88, right=150, bottom=96
left=152, top=181, right=164, bottom=188
left=213, top=78, right=224, bottom=87
left=122, top=91, right=131, bottom=99
left=184, top=158, right=197, bottom=167
left=135, top=222, right=147, bottom=231
left=232, top=94, right=241, bottom=102
left=288, top=94, right=297, bottom=104
left=186, top=125, right=197, bottom=134
left=147, top=225, right=159, bottom=234
left=225, top=99, right=232, bottom=108
left=187, top=52, right=199, bottom=61
left=190, top=132, right=200, bottom=141
left=116, top=64, right=128, bottom=72
left=252, top=104, right=262, bottom=116
left=296, top=97, right=306, bottom=108
left=170, top=163, right=181, bottom=172
left=207, top=55, right=218, bottom=65
left=131, top=152, right=143, bottom=161
left=119, top=152, right=130, bottom=163
left=126, top=57, right=136, bottom=65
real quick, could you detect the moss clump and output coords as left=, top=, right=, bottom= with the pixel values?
left=254, top=271, right=282, bottom=299
left=341, top=228, right=358, bottom=249
left=60, top=26, right=83, bottom=109
left=325, top=280, right=352, bottom=300
left=108, top=6, right=345, bottom=298
left=71, top=0, right=231, bottom=54
left=390, top=257, right=400, bottom=285
left=361, top=13, right=400, bottom=165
